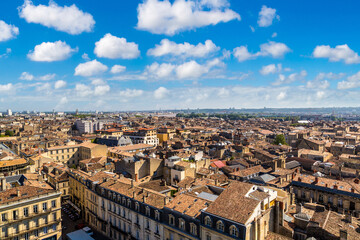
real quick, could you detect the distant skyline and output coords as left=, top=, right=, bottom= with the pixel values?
left=1, top=0, right=360, bottom=111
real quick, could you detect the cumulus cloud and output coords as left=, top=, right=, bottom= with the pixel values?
left=38, top=73, right=56, bottom=81
left=54, top=80, right=66, bottom=89
left=259, top=64, right=282, bottom=75
left=94, top=85, right=110, bottom=96
left=146, top=62, right=176, bottom=78
left=0, top=83, right=13, bottom=92
left=18, top=0, right=95, bottom=35
left=91, top=79, right=106, bottom=86
left=258, top=5, right=279, bottom=27
left=136, top=0, right=240, bottom=35
left=35, top=82, right=51, bottom=92
left=154, top=87, right=169, bottom=99
left=110, top=65, right=126, bottom=74
left=94, top=33, right=140, bottom=59
left=27, top=41, right=77, bottom=62
left=147, top=39, right=220, bottom=58
left=273, top=70, right=307, bottom=86
left=74, top=60, right=108, bottom=77
left=75, top=83, right=93, bottom=97
left=315, top=72, right=346, bottom=81
left=337, top=71, right=360, bottom=89
left=119, top=89, right=144, bottom=98
left=233, top=41, right=290, bottom=62
left=176, top=60, right=209, bottom=79
left=19, top=72, right=35, bottom=81
left=313, top=44, right=360, bottom=64
left=0, top=20, right=19, bottom=42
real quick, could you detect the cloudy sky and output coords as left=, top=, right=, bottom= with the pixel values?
left=1, top=0, right=360, bottom=111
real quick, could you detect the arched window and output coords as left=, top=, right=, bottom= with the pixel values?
left=216, top=220, right=224, bottom=232
left=230, top=225, right=238, bottom=237
left=135, top=202, right=140, bottom=211
left=204, top=216, right=212, bottom=227
left=190, top=223, right=197, bottom=236
left=179, top=218, right=185, bottom=230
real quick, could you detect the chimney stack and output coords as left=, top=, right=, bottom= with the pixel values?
left=131, top=179, right=134, bottom=188
left=135, top=174, right=138, bottom=182
left=314, top=177, right=319, bottom=184
left=1, top=178, right=6, bottom=191
left=16, top=189, right=21, bottom=197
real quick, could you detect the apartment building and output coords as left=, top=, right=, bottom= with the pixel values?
left=75, top=120, right=107, bottom=134
left=0, top=185, right=62, bottom=240
left=46, top=142, right=107, bottom=166
left=123, top=128, right=159, bottom=146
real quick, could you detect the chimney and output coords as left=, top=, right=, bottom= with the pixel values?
left=298, top=177, right=302, bottom=182
left=131, top=179, right=134, bottom=188
left=164, top=196, right=170, bottom=205
left=314, top=177, right=319, bottom=184
left=133, top=191, right=136, bottom=199
left=351, top=188, right=355, bottom=193
left=37, top=174, right=43, bottom=182
left=16, top=189, right=21, bottom=197
left=355, top=179, right=359, bottom=184
left=334, top=184, right=338, bottom=190
left=143, top=194, right=147, bottom=203
left=135, top=174, right=138, bottom=182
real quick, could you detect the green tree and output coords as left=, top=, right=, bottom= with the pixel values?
left=273, top=134, right=287, bottom=145
left=5, top=130, right=14, bottom=136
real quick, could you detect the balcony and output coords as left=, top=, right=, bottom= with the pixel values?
left=1, top=208, right=60, bottom=225
left=1, top=219, right=61, bottom=240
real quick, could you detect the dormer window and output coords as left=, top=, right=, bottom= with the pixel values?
left=204, top=216, right=212, bottom=227
left=230, top=225, right=238, bottom=237
left=169, top=214, right=175, bottom=226
left=135, top=202, right=140, bottom=211
left=216, top=220, right=224, bottom=232
left=146, top=206, right=150, bottom=216
left=179, top=218, right=185, bottom=230
left=155, top=210, right=160, bottom=220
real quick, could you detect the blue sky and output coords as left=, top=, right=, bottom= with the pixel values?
left=1, top=0, right=360, bottom=111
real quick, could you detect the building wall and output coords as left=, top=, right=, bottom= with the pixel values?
left=0, top=192, right=62, bottom=240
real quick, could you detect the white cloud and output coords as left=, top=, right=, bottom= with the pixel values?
left=147, top=39, right=220, bottom=58
left=146, top=62, right=176, bottom=78
left=154, top=87, right=169, bottom=99
left=233, top=41, right=290, bottom=62
left=110, top=65, right=126, bottom=74
left=91, top=79, right=106, bottom=85
left=18, top=0, right=95, bottom=35
left=54, top=80, right=66, bottom=89
left=82, top=53, right=90, bottom=60
left=35, top=82, right=51, bottom=92
left=306, top=80, right=330, bottom=89
left=272, top=32, right=277, bottom=38
left=176, top=60, right=209, bottom=79
left=217, top=87, right=229, bottom=97
left=259, top=64, right=282, bottom=75
left=19, top=72, right=35, bottom=81
left=58, top=96, right=68, bottom=105
left=258, top=5, right=279, bottom=27
left=27, top=41, right=77, bottom=62
left=39, top=73, right=56, bottom=81
left=249, top=25, right=255, bottom=33
left=119, top=89, right=144, bottom=98
left=273, top=70, right=307, bottom=86
left=315, top=72, right=346, bottom=81
left=0, top=83, right=13, bottom=92
left=337, top=71, right=360, bottom=89
left=75, top=83, right=92, bottom=97
left=276, top=91, right=286, bottom=101
left=259, top=41, right=290, bottom=58
left=313, top=44, right=360, bottom=64
left=136, top=0, right=240, bottom=35
left=94, top=85, right=110, bottom=96
left=0, top=20, right=19, bottom=42
left=74, top=60, right=108, bottom=77
left=233, top=46, right=254, bottom=62
left=94, top=33, right=140, bottom=59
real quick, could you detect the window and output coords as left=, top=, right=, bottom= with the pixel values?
left=33, top=205, right=38, bottom=213
left=135, top=202, right=140, bottom=211
left=204, top=216, right=212, bottom=227
left=44, top=216, right=48, bottom=224
left=25, top=221, right=29, bottom=230
left=216, top=220, right=224, bottom=232
left=169, top=214, right=175, bottom=226
left=155, top=224, right=159, bottom=234
left=24, top=233, right=29, bottom=240
left=24, top=207, right=29, bottom=217
left=1, top=213, right=7, bottom=221
left=230, top=225, right=239, bottom=237
left=155, top=210, right=160, bottom=220
left=43, top=226, right=48, bottom=234
left=206, top=234, right=211, bottom=240
left=53, top=224, right=57, bottom=231
left=43, top=202, right=47, bottom=211
left=127, top=199, right=131, bottom=207
left=51, top=200, right=56, bottom=208
left=53, top=212, right=57, bottom=221
left=146, top=206, right=150, bottom=216
left=34, top=230, right=38, bottom=237
left=179, top=218, right=185, bottom=230
left=13, top=210, right=17, bottom=220
left=146, top=219, right=150, bottom=229
left=190, top=223, right=197, bottom=236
